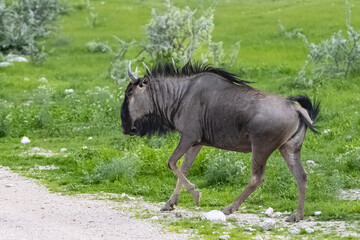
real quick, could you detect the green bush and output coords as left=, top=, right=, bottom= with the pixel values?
left=84, top=156, right=139, bottom=184
left=0, top=0, right=65, bottom=62
left=204, top=151, right=247, bottom=186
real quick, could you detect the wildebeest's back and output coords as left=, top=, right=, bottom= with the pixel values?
left=175, top=73, right=300, bottom=152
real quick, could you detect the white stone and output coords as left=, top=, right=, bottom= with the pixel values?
left=38, top=77, right=48, bottom=83
left=21, top=136, right=31, bottom=144
left=306, top=160, right=317, bottom=168
left=38, top=165, right=59, bottom=170
left=272, top=212, right=282, bottom=218
left=289, top=227, right=300, bottom=234
left=202, top=210, right=226, bottom=222
left=314, top=211, right=322, bottom=216
left=60, top=148, right=67, bottom=152
left=219, top=235, right=230, bottom=240
left=244, top=227, right=256, bottom=232
left=88, top=137, right=93, bottom=140
left=305, top=227, right=314, bottom=233
left=0, top=62, right=11, bottom=67
left=65, top=89, right=74, bottom=93
left=8, top=56, right=28, bottom=62
left=264, top=207, right=274, bottom=216
left=259, top=218, right=276, bottom=230
left=150, top=216, right=159, bottom=220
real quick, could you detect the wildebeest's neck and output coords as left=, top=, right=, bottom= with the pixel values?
left=134, top=78, right=189, bottom=137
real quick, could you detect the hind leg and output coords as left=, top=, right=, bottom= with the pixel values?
left=161, top=145, right=202, bottom=211
left=279, top=126, right=307, bottom=222
left=222, top=149, right=271, bottom=215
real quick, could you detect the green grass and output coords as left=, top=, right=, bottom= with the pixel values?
left=1, top=0, right=360, bottom=239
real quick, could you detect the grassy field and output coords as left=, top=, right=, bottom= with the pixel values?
left=1, top=0, right=359, bottom=239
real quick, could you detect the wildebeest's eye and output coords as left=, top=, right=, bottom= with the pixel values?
left=142, top=77, right=149, bottom=85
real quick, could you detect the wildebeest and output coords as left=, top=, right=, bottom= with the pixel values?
left=121, top=61, right=320, bottom=222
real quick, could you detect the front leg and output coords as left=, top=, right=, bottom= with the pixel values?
left=166, top=138, right=201, bottom=207
left=161, top=145, right=202, bottom=211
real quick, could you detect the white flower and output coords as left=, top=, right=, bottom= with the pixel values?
left=82, top=146, right=88, bottom=149
left=60, top=148, right=67, bottom=152
left=38, top=77, right=47, bottom=83
left=88, top=137, right=93, bottom=140
left=323, top=129, right=331, bottom=134
left=65, top=89, right=74, bottom=93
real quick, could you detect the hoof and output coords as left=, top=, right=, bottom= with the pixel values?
left=161, top=201, right=176, bottom=212
left=193, top=190, right=201, bottom=206
left=286, top=214, right=303, bottom=222
left=221, top=206, right=235, bottom=215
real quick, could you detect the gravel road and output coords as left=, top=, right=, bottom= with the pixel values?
left=0, top=166, right=187, bottom=240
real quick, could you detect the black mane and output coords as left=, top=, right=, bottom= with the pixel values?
left=149, top=61, right=250, bottom=85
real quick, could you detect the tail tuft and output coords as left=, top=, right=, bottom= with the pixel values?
left=288, top=95, right=320, bottom=133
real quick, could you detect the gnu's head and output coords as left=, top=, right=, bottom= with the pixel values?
left=121, top=61, right=153, bottom=136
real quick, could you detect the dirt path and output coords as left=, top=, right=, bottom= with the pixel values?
left=0, top=166, right=188, bottom=240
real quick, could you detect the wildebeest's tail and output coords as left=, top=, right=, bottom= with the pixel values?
left=288, top=95, right=320, bottom=134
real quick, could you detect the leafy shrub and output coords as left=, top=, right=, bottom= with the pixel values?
left=108, top=37, right=136, bottom=84
left=84, top=156, right=139, bottom=184
left=0, top=0, right=65, bottom=63
left=204, top=151, right=247, bottom=186
left=86, top=40, right=110, bottom=53
left=106, top=1, right=240, bottom=84
left=293, top=0, right=360, bottom=86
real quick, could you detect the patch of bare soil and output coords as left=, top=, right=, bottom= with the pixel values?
left=0, top=166, right=188, bottom=240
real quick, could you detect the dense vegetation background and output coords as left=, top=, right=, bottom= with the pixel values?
left=0, top=0, right=359, bottom=238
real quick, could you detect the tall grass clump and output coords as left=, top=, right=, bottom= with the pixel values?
left=204, top=151, right=247, bottom=186
left=84, top=156, right=139, bottom=184
left=293, top=0, right=360, bottom=86
left=0, top=0, right=65, bottom=64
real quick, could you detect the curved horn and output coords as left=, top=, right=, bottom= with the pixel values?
left=128, top=61, right=137, bottom=83
left=142, top=62, right=151, bottom=76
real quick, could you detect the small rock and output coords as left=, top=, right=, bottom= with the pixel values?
left=272, top=212, right=282, bottom=218
left=282, top=211, right=291, bottom=215
left=65, top=89, right=74, bottom=93
left=259, top=218, right=276, bottom=230
left=8, top=56, right=27, bottom=62
left=60, top=148, right=67, bottom=152
left=5, top=184, right=14, bottom=187
left=0, top=62, right=11, bottom=67
left=175, top=212, right=182, bottom=218
left=289, top=227, right=300, bottom=234
left=219, top=235, right=230, bottom=240
left=314, top=211, right=322, bottom=216
left=306, top=160, right=317, bottom=168
left=38, top=77, right=48, bottom=83
left=21, top=136, right=31, bottom=144
left=264, top=207, right=274, bottom=216
left=88, top=137, right=93, bottom=140
left=150, top=216, right=158, bottom=220
left=244, top=227, right=256, bottom=232
left=305, top=227, right=314, bottom=233
left=202, top=210, right=226, bottom=222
